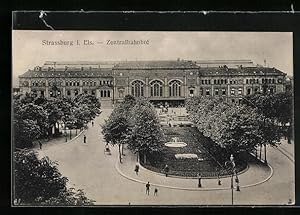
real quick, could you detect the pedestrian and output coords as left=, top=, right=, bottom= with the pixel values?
left=197, top=173, right=202, bottom=188
left=146, top=182, right=150, bottom=195
left=217, top=174, right=221, bottom=186
left=39, top=141, right=42, bottom=150
left=235, top=175, right=240, bottom=191
left=105, top=143, right=111, bottom=155
left=83, top=135, right=86, bottom=144
left=92, top=121, right=94, bottom=127
left=154, top=187, right=158, bottom=196
left=134, top=162, right=140, bottom=175
left=164, top=164, right=169, bottom=177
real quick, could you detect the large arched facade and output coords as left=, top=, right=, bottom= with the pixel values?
left=150, top=80, right=163, bottom=97
left=169, top=80, right=182, bottom=97
left=131, top=80, right=144, bottom=97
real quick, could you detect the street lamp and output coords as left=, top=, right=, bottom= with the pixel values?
left=225, top=154, right=240, bottom=205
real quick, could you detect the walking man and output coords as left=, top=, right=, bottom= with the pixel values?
left=39, top=141, right=42, bottom=150
left=218, top=174, right=222, bottom=186
left=197, top=173, right=202, bottom=188
left=235, top=175, right=240, bottom=191
left=92, top=121, right=94, bottom=127
left=83, top=135, right=86, bottom=144
left=146, top=182, right=150, bottom=195
left=154, top=187, right=158, bottom=196
left=134, top=162, right=140, bottom=175
left=164, top=164, right=169, bottom=177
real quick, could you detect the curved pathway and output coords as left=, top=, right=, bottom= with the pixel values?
left=116, top=148, right=273, bottom=191
left=36, top=109, right=295, bottom=205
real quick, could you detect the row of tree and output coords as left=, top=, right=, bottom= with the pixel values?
left=102, top=95, right=164, bottom=163
left=185, top=92, right=292, bottom=163
left=13, top=93, right=101, bottom=205
left=242, top=91, right=293, bottom=143
left=13, top=93, right=101, bottom=149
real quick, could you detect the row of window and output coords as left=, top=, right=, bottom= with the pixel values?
left=31, top=80, right=113, bottom=87
left=29, top=78, right=282, bottom=88
left=262, top=78, right=278, bottom=84
left=66, top=82, right=80, bottom=86
left=31, top=82, right=46, bottom=87
left=82, top=80, right=113, bottom=86
left=32, top=86, right=276, bottom=98
left=199, top=88, right=243, bottom=96
left=100, top=90, right=111, bottom=97
left=199, top=87, right=276, bottom=96
left=200, top=88, right=226, bottom=96
left=31, top=81, right=65, bottom=87
left=201, top=78, right=281, bottom=85
left=36, top=89, right=110, bottom=97
left=246, top=79, right=259, bottom=84
left=131, top=80, right=182, bottom=97
left=84, top=90, right=96, bottom=95
left=130, top=79, right=275, bottom=97
left=201, top=79, right=243, bottom=85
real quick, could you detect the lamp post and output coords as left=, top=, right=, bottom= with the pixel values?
left=65, top=131, right=67, bottom=142
left=225, top=154, right=240, bottom=205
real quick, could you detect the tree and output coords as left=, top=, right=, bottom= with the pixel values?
left=42, top=98, right=64, bottom=136
left=73, top=94, right=101, bottom=124
left=13, top=101, right=48, bottom=148
left=14, top=150, right=94, bottom=205
left=242, top=92, right=292, bottom=161
left=243, top=92, right=293, bottom=126
left=186, top=96, right=279, bottom=164
left=101, top=95, right=136, bottom=163
left=14, top=119, right=41, bottom=149
left=102, top=113, right=130, bottom=163
left=127, top=99, right=164, bottom=164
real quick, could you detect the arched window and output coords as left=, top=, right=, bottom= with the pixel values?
left=150, top=80, right=163, bottom=97
left=131, top=80, right=144, bottom=97
left=169, top=80, right=181, bottom=97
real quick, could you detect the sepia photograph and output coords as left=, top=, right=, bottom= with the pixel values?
left=12, top=30, right=294, bottom=206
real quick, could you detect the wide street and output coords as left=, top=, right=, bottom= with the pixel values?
left=37, top=109, right=295, bottom=205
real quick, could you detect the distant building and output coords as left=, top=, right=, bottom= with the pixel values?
left=18, top=60, right=288, bottom=108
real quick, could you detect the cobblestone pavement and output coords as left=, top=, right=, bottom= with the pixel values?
left=37, top=109, right=295, bottom=205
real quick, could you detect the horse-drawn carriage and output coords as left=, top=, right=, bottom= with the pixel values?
left=104, top=144, right=111, bottom=155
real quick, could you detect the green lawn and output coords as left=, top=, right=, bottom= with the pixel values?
left=141, top=126, right=247, bottom=178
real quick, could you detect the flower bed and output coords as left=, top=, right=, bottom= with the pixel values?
left=141, top=127, right=248, bottom=178
left=175, top=153, right=198, bottom=159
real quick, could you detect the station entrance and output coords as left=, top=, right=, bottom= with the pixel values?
left=150, top=99, right=185, bottom=108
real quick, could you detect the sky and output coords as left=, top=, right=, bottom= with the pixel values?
left=12, top=31, right=293, bottom=87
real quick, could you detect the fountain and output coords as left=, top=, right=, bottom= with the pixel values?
left=164, top=137, right=187, bottom=148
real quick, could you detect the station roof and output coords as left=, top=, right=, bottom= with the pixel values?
left=19, top=68, right=113, bottom=78
left=114, top=60, right=199, bottom=69
left=19, top=61, right=286, bottom=78
left=198, top=66, right=286, bottom=76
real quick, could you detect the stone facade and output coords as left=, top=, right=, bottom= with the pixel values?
left=19, top=60, right=287, bottom=108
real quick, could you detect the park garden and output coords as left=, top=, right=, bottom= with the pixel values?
left=102, top=91, right=292, bottom=178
